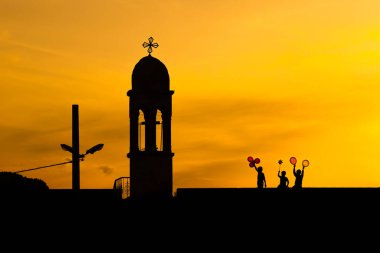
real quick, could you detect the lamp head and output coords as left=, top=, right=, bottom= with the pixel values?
left=60, top=144, right=73, bottom=153
left=85, top=144, right=104, bottom=155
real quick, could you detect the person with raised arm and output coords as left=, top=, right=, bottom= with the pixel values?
left=290, top=157, right=310, bottom=189
left=255, top=165, right=267, bottom=189
left=248, top=156, right=267, bottom=189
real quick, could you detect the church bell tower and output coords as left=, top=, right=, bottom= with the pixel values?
left=127, top=37, right=174, bottom=199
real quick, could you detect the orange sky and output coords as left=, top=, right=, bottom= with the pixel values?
left=1, top=0, right=380, bottom=190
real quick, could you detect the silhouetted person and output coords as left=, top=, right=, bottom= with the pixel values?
left=277, top=170, right=289, bottom=189
left=253, top=164, right=266, bottom=189
left=292, top=164, right=304, bottom=189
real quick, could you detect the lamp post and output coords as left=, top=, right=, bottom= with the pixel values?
left=61, top=104, right=104, bottom=191
left=72, top=104, right=80, bottom=191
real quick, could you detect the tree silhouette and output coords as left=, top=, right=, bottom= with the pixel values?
left=0, top=172, right=49, bottom=191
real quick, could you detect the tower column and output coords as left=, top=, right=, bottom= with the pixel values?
left=130, top=108, right=139, bottom=152
left=128, top=94, right=139, bottom=153
left=144, top=109, right=157, bottom=152
left=162, top=111, right=171, bottom=152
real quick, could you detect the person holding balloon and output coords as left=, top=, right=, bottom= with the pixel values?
left=247, top=156, right=266, bottom=189
left=277, top=160, right=289, bottom=189
left=290, top=157, right=310, bottom=189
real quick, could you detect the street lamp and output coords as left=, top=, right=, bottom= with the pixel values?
left=61, top=143, right=104, bottom=190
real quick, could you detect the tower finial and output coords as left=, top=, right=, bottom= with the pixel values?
left=142, top=37, right=159, bottom=55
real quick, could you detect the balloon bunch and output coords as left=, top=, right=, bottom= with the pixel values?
left=247, top=156, right=260, bottom=168
left=289, top=156, right=310, bottom=168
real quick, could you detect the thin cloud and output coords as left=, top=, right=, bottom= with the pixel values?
left=98, top=165, right=113, bottom=175
left=0, top=125, right=68, bottom=143
left=174, top=96, right=377, bottom=126
left=173, top=97, right=324, bottom=158
left=1, top=38, right=64, bottom=57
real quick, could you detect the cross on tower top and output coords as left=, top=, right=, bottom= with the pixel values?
left=142, top=37, right=159, bottom=55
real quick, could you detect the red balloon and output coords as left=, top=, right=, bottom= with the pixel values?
left=254, top=158, right=260, bottom=164
left=249, top=162, right=255, bottom=168
left=247, top=156, right=254, bottom=162
left=290, top=157, right=297, bottom=165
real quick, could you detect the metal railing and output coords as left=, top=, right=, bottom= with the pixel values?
left=113, top=177, right=130, bottom=199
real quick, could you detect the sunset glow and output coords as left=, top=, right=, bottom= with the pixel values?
left=1, top=0, right=380, bottom=190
